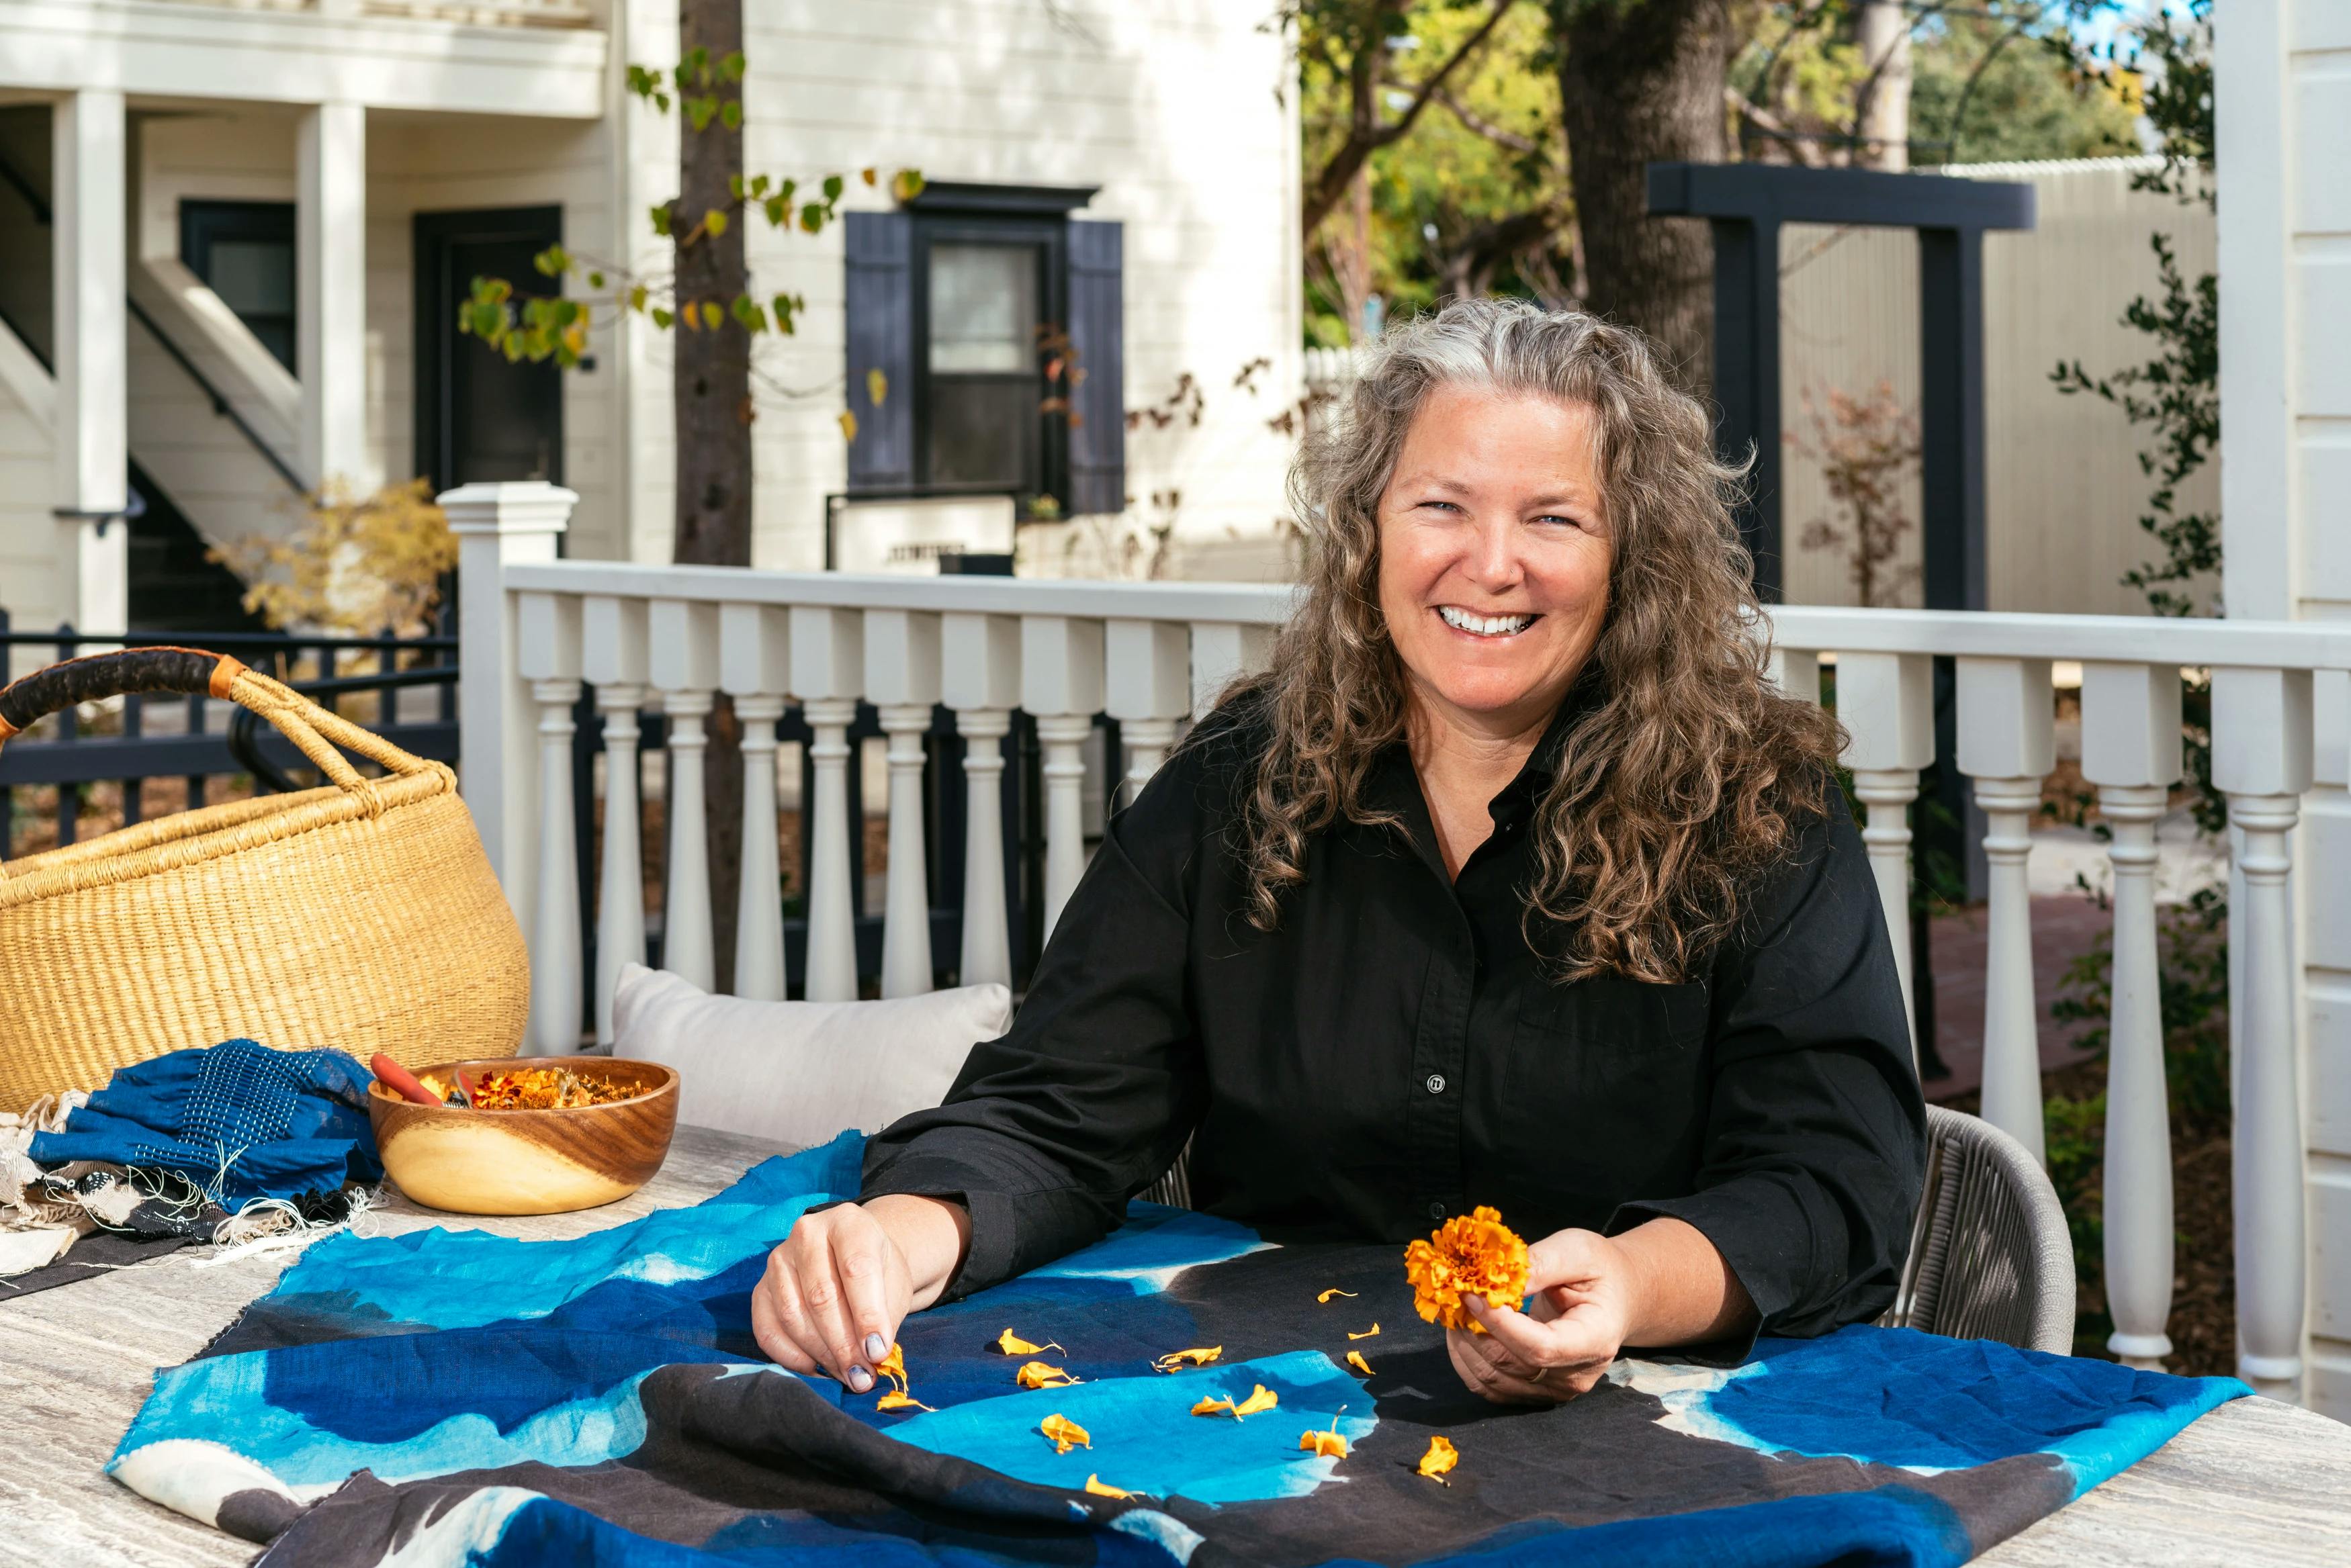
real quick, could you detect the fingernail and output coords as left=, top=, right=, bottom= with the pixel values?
left=847, top=1366, right=873, bottom=1393
left=865, top=1332, right=888, bottom=1361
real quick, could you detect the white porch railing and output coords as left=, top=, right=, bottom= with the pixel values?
left=454, top=483, right=2337, bottom=1407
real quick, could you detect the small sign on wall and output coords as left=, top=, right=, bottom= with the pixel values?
left=831, top=496, right=1018, bottom=574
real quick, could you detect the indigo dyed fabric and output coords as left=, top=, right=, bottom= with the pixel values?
left=30, top=1039, right=380, bottom=1205
left=109, top=1133, right=2244, bottom=1568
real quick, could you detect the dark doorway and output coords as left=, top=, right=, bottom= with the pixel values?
left=413, top=206, right=564, bottom=497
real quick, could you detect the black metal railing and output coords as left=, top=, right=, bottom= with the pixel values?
left=0, top=611, right=458, bottom=861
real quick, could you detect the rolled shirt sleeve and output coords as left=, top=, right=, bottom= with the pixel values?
left=1605, top=788, right=1926, bottom=1350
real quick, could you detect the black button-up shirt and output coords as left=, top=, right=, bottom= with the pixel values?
left=863, top=695, right=1925, bottom=1346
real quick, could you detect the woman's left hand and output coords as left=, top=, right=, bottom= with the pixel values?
left=1446, top=1227, right=1638, bottom=1405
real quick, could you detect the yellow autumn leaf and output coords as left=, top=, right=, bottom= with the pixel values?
left=699, top=300, right=723, bottom=331
left=1151, top=1346, right=1222, bottom=1373
left=1083, top=1474, right=1133, bottom=1498
left=838, top=409, right=858, bottom=443
left=997, top=1328, right=1066, bottom=1356
left=1040, top=1413, right=1091, bottom=1453
left=1017, top=1361, right=1080, bottom=1389
left=1317, top=1289, right=1358, bottom=1303
left=876, top=1389, right=934, bottom=1412
left=1347, top=1324, right=1380, bottom=1340
left=1298, top=1411, right=1349, bottom=1459
left=861, top=167, right=879, bottom=187
left=1346, top=1350, right=1373, bottom=1377
left=867, top=367, right=888, bottom=408
left=1417, top=1434, right=1458, bottom=1483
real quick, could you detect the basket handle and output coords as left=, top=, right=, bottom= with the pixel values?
left=0, top=647, right=437, bottom=797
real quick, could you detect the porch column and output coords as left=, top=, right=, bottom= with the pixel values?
left=297, top=101, right=368, bottom=492
left=53, top=90, right=128, bottom=635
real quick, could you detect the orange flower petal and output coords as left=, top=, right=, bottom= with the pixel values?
left=1347, top=1324, right=1380, bottom=1340
left=1298, top=1426, right=1349, bottom=1458
left=1191, top=1395, right=1235, bottom=1418
left=1083, top=1474, right=1135, bottom=1498
left=1151, top=1346, right=1223, bottom=1373
left=1040, top=1413, right=1091, bottom=1453
left=1417, top=1434, right=1458, bottom=1482
left=875, top=1390, right=934, bottom=1412
left=1405, top=1205, right=1529, bottom=1334
left=1231, top=1383, right=1278, bottom=1418
left=876, top=1343, right=907, bottom=1385
left=997, top=1328, right=1065, bottom=1356
left=1346, top=1350, right=1373, bottom=1377
left=1017, top=1361, right=1081, bottom=1389
left=1317, top=1289, right=1358, bottom=1303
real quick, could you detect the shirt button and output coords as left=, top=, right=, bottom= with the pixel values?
left=1425, top=1074, right=1446, bottom=1095
left=1429, top=1201, right=1447, bottom=1220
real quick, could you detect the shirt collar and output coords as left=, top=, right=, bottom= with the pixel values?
left=1362, top=671, right=1602, bottom=862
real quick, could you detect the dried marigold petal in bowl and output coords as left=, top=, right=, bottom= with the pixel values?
left=1403, top=1205, right=1529, bottom=1333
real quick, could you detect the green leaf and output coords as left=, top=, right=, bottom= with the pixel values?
left=703, top=207, right=729, bottom=238
left=649, top=203, right=673, bottom=238
left=684, top=46, right=709, bottom=83
left=468, top=301, right=506, bottom=339
left=532, top=244, right=568, bottom=277
left=628, top=284, right=650, bottom=313
left=890, top=169, right=926, bottom=204
left=720, top=99, right=742, bottom=130
left=720, top=49, right=746, bottom=82
left=763, top=195, right=788, bottom=227
left=650, top=306, right=674, bottom=329
left=728, top=174, right=746, bottom=200
left=700, top=300, right=723, bottom=331
left=822, top=174, right=844, bottom=202
left=686, top=95, right=717, bottom=132
left=731, top=294, right=766, bottom=332
left=750, top=174, right=770, bottom=199
left=586, top=270, right=605, bottom=289
left=799, top=202, right=824, bottom=234
left=772, top=293, right=796, bottom=333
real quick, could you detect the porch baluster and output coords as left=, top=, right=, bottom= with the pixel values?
left=720, top=603, right=793, bottom=1003
left=1106, top=618, right=1191, bottom=805
left=582, top=594, right=650, bottom=1044
left=1956, top=657, right=2056, bottom=1164
left=650, top=600, right=720, bottom=993
left=1835, top=651, right=1936, bottom=1066
left=942, top=612, right=1021, bottom=989
left=792, top=606, right=865, bottom=1002
left=2213, top=666, right=2315, bottom=1401
left=2081, top=659, right=2184, bottom=1369
left=867, top=610, right=944, bottom=999
left=1767, top=645, right=1822, bottom=703
left=1022, top=615, right=1106, bottom=935
left=517, top=590, right=583, bottom=1054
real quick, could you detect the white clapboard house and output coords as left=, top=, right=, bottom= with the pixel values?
left=0, top=0, right=1301, bottom=661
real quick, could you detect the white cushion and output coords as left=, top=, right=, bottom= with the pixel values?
left=611, top=963, right=1010, bottom=1148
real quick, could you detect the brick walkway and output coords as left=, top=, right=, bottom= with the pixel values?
left=1919, top=894, right=2113, bottom=1103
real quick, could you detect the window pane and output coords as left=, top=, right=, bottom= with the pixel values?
left=207, top=239, right=295, bottom=317
left=928, top=379, right=1037, bottom=488
left=928, top=243, right=1036, bottom=373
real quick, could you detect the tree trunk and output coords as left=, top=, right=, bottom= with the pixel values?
left=674, top=0, right=750, bottom=993
left=1554, top=0, right=1733, bottom=394
left=1853, top=0, right=1913, bottom=173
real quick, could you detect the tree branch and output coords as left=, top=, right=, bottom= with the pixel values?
left=1392, top=74, right=1544, bottom=156
left=1727, top=84, right=1828, bottom=168
left=1302, top=0, right=1521, bottom=236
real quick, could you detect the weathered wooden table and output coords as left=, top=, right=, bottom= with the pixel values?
left=3, top=1122, right=2346, bottom=1567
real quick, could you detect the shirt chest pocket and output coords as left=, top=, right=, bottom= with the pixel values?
left=1503, top=974, right=1714, bottom=1154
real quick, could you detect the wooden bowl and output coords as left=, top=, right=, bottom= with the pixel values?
left=367, top=1057, right=680, bottom=1215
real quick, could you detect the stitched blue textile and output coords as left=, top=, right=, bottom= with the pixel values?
left=109, top=1132, right=2246, bottom=1567
left=30, top=1038, right=380, bottom=1204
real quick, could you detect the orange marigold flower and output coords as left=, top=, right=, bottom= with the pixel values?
left=1417, top=1434, right=1458, bottom=1483
left=1404, top=1205, right=1529, bottom=1333
left=1298, top=1410, right=1349, bottom=1459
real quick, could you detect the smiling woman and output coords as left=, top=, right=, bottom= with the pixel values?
left=754, top=299, right=1925, bottom=1416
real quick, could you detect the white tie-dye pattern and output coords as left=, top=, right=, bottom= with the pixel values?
left=108, top=1438, right=306, bottom=1528
left=1110, top=1507, right=1208, bottom=1564
left=373, top=1485, right=539, bottom=1566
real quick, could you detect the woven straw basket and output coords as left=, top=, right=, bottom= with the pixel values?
left=0, top=646, right=527, bottom=1113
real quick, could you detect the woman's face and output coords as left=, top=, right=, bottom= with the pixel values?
left=1376, top=384, right=1613, bottom=740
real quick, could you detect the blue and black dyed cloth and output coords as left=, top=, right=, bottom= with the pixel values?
left=112, top=1133, right=2244, bottom=1568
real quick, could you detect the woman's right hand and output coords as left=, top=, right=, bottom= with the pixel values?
left=750, top=1193, right=969, bottom=1391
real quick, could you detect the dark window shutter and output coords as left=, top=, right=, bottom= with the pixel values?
left=844, top=211, right=915, bottom=491
left=1065, top=219, right=1125, bottom=517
